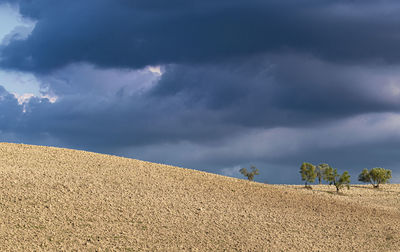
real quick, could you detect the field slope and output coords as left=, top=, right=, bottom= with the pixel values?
left=0, top=143, right=399, bottom=251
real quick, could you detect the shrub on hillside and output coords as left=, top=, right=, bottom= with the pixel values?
left=240, top=165, right=259, bottom=181
left=358, top=167, right=392, bottom=188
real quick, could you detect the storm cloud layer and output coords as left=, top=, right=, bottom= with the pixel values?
left=2, top=0, right=400, bottom=72
left=1, top=0, right=400, bottom=183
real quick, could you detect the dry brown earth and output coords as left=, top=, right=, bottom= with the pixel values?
left=0, top=142, right=399, bottom=251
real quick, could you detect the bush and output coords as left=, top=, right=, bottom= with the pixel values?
left=299, top=162, right=316, bottom=188
left=323, top=167, right=350, bottom=193
left=240, top=165, right=259, bottom=181
left=358, top=167, right=392, bottom=188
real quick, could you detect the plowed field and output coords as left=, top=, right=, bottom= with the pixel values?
left=0, top=143, right=399, bottom=251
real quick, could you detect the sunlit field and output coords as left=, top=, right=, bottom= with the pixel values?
left=0, top=143, right=399, bottom=251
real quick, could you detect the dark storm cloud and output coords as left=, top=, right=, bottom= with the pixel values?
left=0, top=67, right=240, bottom=149
left=19, top=94, right=230, bottom=147
left=1, top=54, right=400, bottom=183
left=2, top=54, right=399, bottom=150
left=2, top=0, right=400, bottom=72
left=150, top=54, right=400, bottom=128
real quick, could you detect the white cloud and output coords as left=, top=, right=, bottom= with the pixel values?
left=12, top=93, right=35, bottom=105
left=147, top=65, right=163, bottom=76
left=12, top=92, right=57, bottom=105
left=11, top=92, right=57, bottom=113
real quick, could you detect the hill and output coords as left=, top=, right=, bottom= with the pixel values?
left=0, top=143, right=399, bottom=251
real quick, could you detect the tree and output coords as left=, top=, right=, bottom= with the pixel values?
left=240, top=165, right=259, bottom=181
left=358, top=167, right=392, bottom=188
left=299, top=162, right=316, bottom=188
left=316, top=163, right=330, bottom=184
left=323, top=166, right=351, bottom=193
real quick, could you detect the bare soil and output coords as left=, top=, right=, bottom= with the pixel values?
left=0, top=143, right=399, bottom=251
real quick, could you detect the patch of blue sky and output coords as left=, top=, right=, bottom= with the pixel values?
left=0, top=3, right=40, bottom=97
left=0, top=3, right=20, bottom=40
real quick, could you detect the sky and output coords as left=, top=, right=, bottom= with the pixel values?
left=0, top=0, right=400, bottom=184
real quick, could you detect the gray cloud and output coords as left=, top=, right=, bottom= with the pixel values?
left=151, top=54, right=400, bottom=128
left=0, top=85, right=23, bottom=130
left=6, top=54, right=396, bottom=150
left=116, top=112, right=400, bottom=184
left=3, top=53, right=400, bottom=142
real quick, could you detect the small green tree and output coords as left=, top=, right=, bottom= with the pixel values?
left=316, top=163, right=330, bottom=184
left=323, top=167, right=351, bottom=193
left=299, top=162, right=316, bottom=188
left=240, top=165, right=259, bottom=181
left=358, top=167, right=392, bottom=188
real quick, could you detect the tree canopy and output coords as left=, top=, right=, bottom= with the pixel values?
left=299, top=162, right=317, bottom=188
left=316, top=163, right=330, bottom=184
left=358, top=167, right=391, bottom=188
left=324, top=167, right=351, bottom=193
